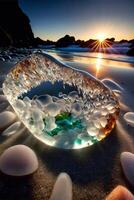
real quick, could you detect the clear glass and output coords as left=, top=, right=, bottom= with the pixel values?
left=3, top=52, right=119, bottom=149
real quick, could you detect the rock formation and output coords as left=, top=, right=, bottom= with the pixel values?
left=0, top=0, right=34, bottom=47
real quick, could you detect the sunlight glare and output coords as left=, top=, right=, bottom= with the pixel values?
left=97, top=33, right=106, bottom=43
left=96, top=53, right=102, bottom=77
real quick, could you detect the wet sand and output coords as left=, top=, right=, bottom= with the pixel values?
left=0, top=52, right=134, bottom=200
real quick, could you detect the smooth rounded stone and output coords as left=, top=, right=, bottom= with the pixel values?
left=2, top=121, right=21, bottom=136
left=23, top=96, right=31, bottom=107
left=0, top=145, right=38, bottom=176
left=0, top=92, right=8, bottom=112
left=15, top=99, right=25, bottom=109
left=31, top=99, right=43, bottom=110
left=101, top=109, right=108, bottom=116
left=106, top=185, right=134, bottom=200
left=124, top=112, right=134, bottom=127
left=113, top=89, right=122, bottom=95
left=87, top=125, right=99, bottom=136
left=46, top=103, right=61, bottom=117
left=120, top=152, right=134, bottom=186
left=0, top=94, right=7, bottom=102
left=23, top=96, right=31, bottom=103
left=0, top=102, right=9, bottom=112
left=56, top=99, right=65, bottom=108
left=68, top=91, right=78, bottom=99
left=52, top=96, right=59, bottom=102
left=71, top=102, right=82, bottom=115
left=94, top=120, right=101, bottom=129
left=0, top=111, right=16, bottom=130
left=32, top=109, right=43, bottom=121
left=38, top=94, right=52, bottom=106
left=106, top=103, right=114, bottom=111
left=97, top=130, right=105, bottom=140
left=45, top=117, right=57, bottom=131
left=34, top=119, right=44, bottom=133
left=50, top=173, right=72, bottom=200
left=109, top=108, right=116, bottom=114
left=93, top=110, right=102, bottom=118
left=100, top=117, right=107, bottom=128
left=101, top=78, right=123, bottom=91
left=35, top=99, right=44, bottom=109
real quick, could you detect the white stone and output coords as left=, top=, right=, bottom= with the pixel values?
left=100, top=117, right=107, bottom=128
left=34, top=120, right=44, bottom=132
left=124, top=112, right=134, bottom=127
left=94, top=120, right=101, bottom=129
left=0, top=111, right=16, bottom=130
left=0, top=102, right=9, bottom=112
left=0, top=95, right=7, bottom=102
left=45, top=117, right=57, bottom=131
left=34, top=99, right=44, bottom=109
left=87, top=125, right=99, bottom=136
left=101, top=108, right=108, bottom=116
left=32, top=109, right=42, bottom=121
left=23, top=96, right=31, bottom=107
left=0, top=145, right=38, bottom=176
left=46, top=103, right=61, bottom=117
left=106, top=103, right=114, bottom=111
left=68, top=91, right=78, bottom=99
left=71, top=103, right=82, bottom=115
left=109, top=108, right=116, bottom=114
left=38, top=94, right=52, bottom=106
left=50, top=173, right=72, bottom=200
left=93, top=110, right=101, bottom=118
left=121, top=152, right=134, bottom=186
left=2, top=121, right=21, bottom=136
left=15, top=99, right=25, bottom=109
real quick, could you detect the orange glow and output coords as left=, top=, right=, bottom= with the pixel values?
left=91, top=36, right=113, bottom=53
left=96, top=53, right=102, bottom=77
left=97, top=33, right=106, bottom=42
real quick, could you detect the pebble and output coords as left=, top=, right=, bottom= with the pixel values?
left=2, top=121, right=21, bottom=136
left=124, top=112, right=134, bottom=127
left=46, top=103, right=61, bottom=117
left=94, top=120, right=101, bottom=129
left=38, top=94, right=52, bottom=106
left=120, top=152, right=134, bottom=186
left=71, top=103, right=82, bottom=115
left=87, top=125, right=99, bottom=136
left=106, top=185, right=134, bottom=200
left=0, top=145, right=38, bottom=176
left=45, top=116, right=57, bottom=131
left=32, top=109, right=43, bottom=121
left=101, top=78, right=123, bottom=91
left=68, top=91, right=78, bottom=99
left=50, top=173, right=72, bottom=200
left=100, top=117, right=107, bottom=128
left=0, top=102, right=9, bottom=112
left=0, top=111, right=16, bottom=130
left=15, top=99, right=25, bottom=109
left=0, top=95, right=7, bottom=102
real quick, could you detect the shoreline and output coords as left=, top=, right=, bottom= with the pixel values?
left=0, top=52, right=134, bottom=199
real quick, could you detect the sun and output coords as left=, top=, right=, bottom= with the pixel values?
left=97, top=33, right=106, bottom=43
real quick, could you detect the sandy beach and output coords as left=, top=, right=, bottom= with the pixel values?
left=0, top=51, right=134, bottom=199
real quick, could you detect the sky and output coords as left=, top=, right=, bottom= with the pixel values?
left=19, top=0, right=134, bottom=41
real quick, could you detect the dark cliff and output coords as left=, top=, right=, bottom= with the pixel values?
left=0, top=0, right=34, bottom=47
